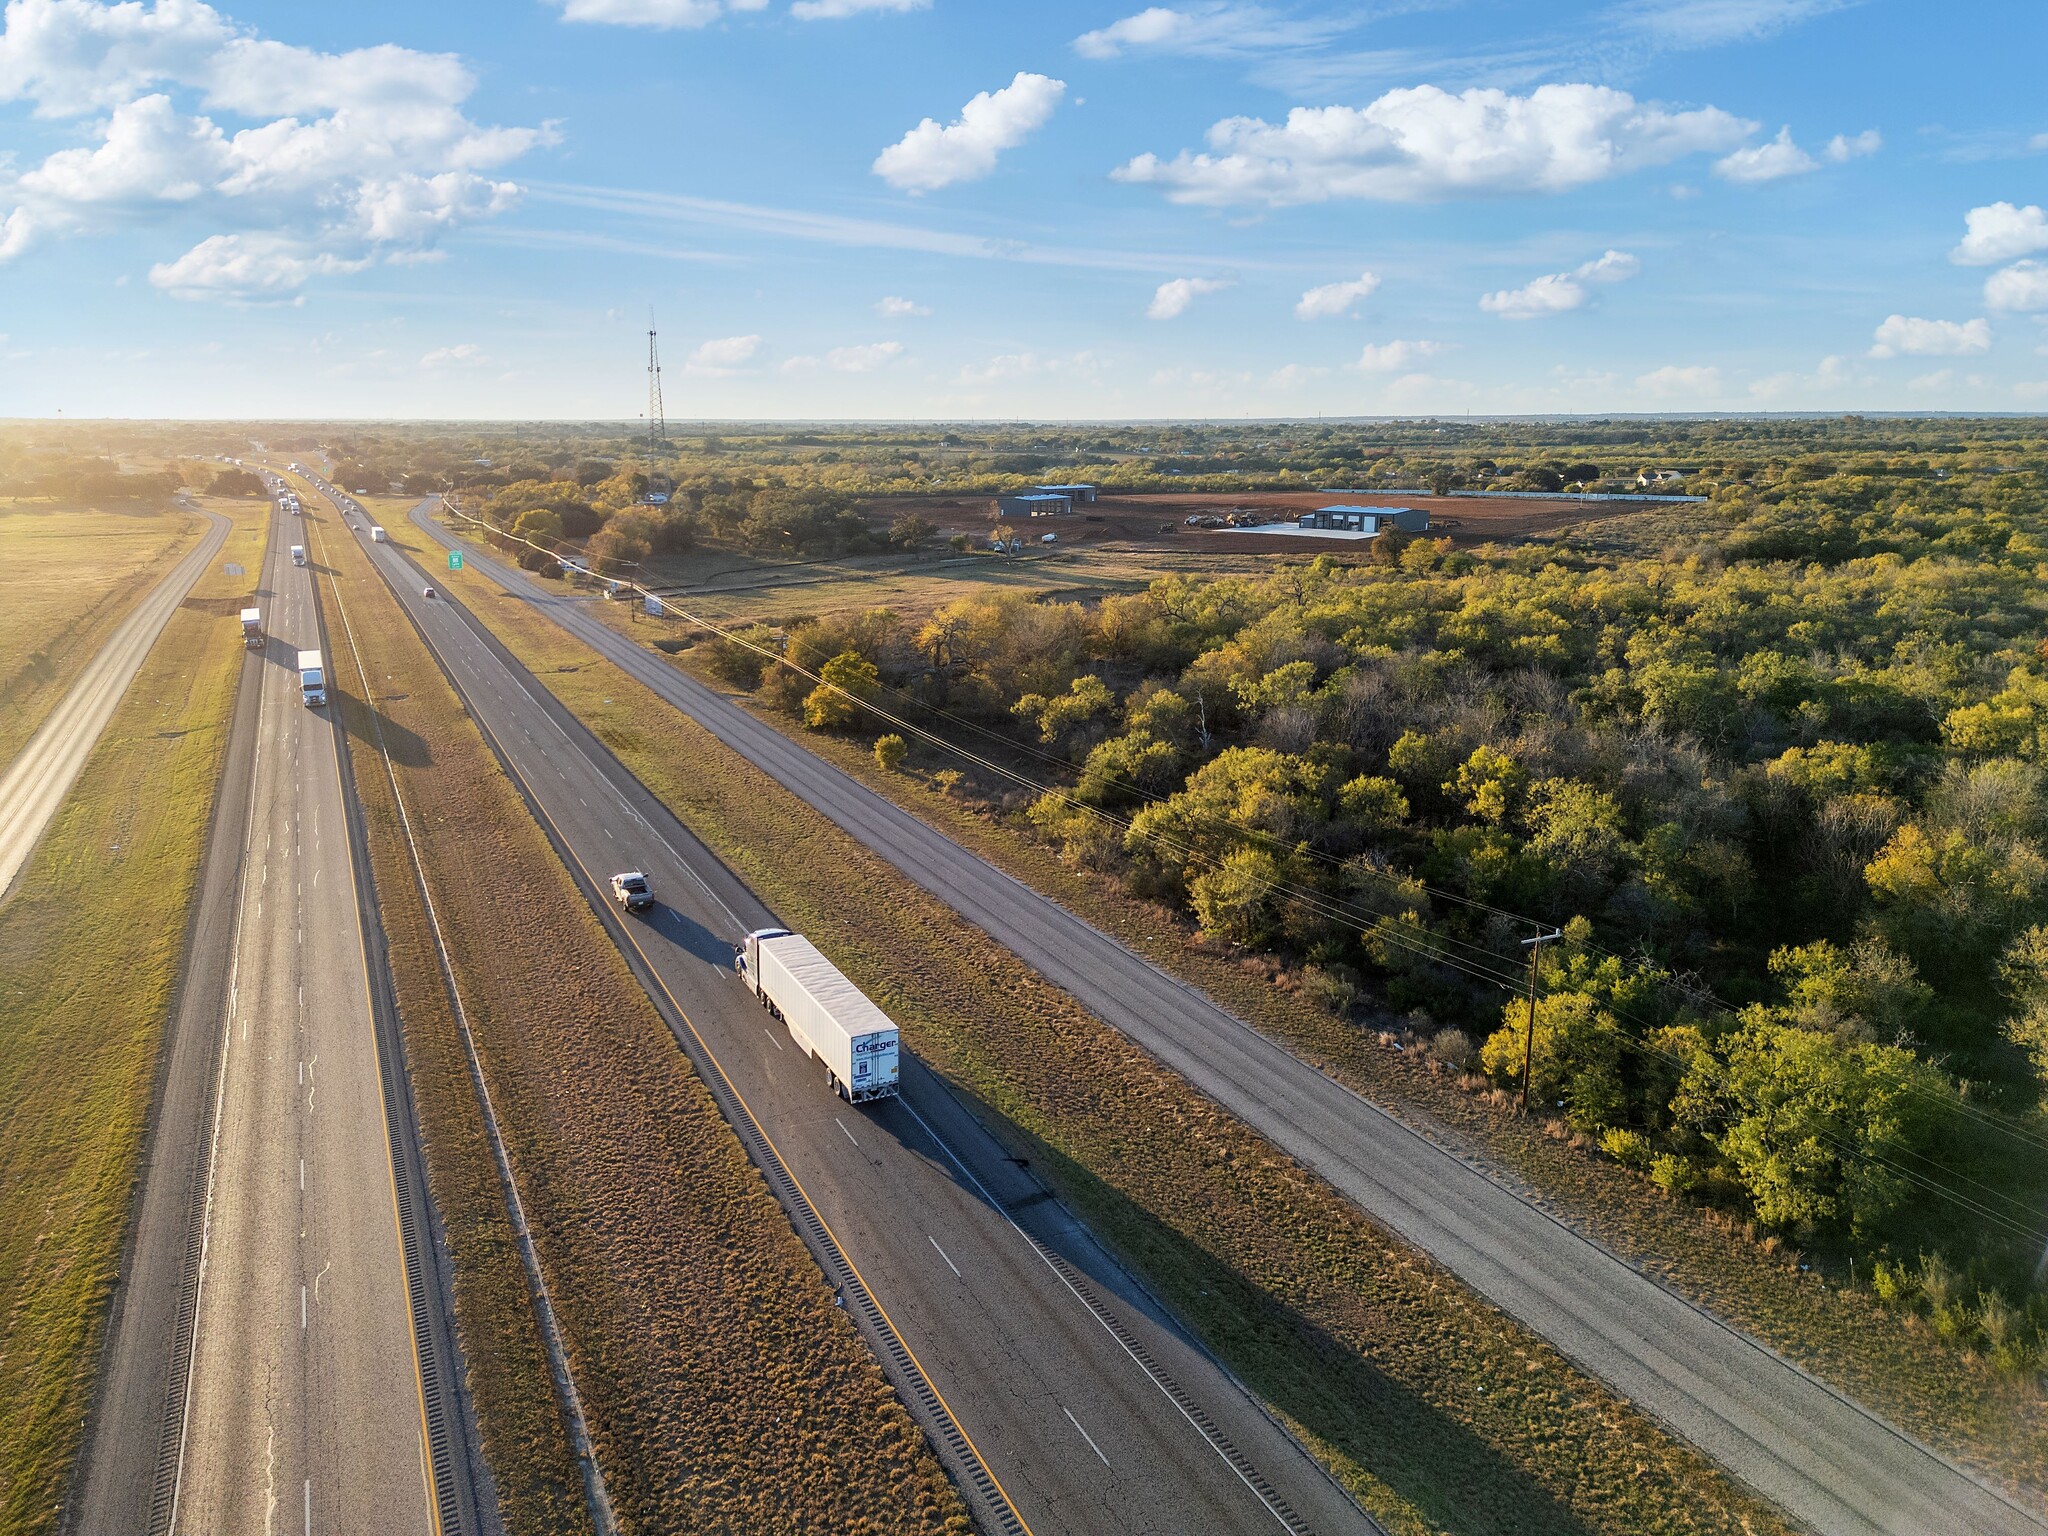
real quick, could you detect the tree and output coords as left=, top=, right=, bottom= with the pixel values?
left=803, top=650, right=881, bottom=730
left=890, top=512, right=936, bottom=550
left=1189, top=847, right=1288, bottom=947
left=874, top=733, right=908, bottom=771
left=208, top=467, right=266, bottom=497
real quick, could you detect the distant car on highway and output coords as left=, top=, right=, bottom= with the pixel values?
left=610, top=871, right=654, bottom=912
left=422, top=584, right=436, bottom=599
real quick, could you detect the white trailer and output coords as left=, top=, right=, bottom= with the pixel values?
left=240, top=607, right=261, bottom=647
left=291, top=544, right=306, bottom=567
left=297, top=649, right=326, bottom=707
left=736, top=928, right=900, bottom=1102
left=370, top=526, right=387, bottom=543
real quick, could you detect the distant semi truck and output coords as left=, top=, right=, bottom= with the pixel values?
left=291, top=544, right=306, bottom=566
left=240, top=607, right=261, bottom=647
left=297, top=650, right=326, bottom=707
left=737, top=928, right=901, bottom=1102
left=370, top=526, right=387, bottom=542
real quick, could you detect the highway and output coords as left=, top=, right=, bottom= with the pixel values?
left=410, top=499, right=2048, bottom=1536
left=0, top=501, right=229, bottom=896
left=70, top=494, right=463, bottom=1536
left=313, top=483, right=1380, bottom=1536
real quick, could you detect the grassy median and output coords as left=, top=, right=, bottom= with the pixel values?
left=309, top=512, right=969, bottom=1534
left=0, top=499, right=266, bottom=1534
left=0, top=499, right=209, bottom=769
left=411, top=521, right=1797, bottom=1536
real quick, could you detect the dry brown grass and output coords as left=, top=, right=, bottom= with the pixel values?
left=0, top=500, right=206, bottom=767
left=418, top=538, right=1798, bottom=1536
left=0, top=497, right=266, bottom=1534
left=309, top=511, right=969, bottom=1535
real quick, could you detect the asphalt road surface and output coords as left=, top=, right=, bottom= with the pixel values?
left=412, top=500, right=2048, bottom=1536
left=0, top=501, right=229, bottom=896
left=315, top=484, right=1380, bottom=1536
left=73, top=501, right=439, bottom=1535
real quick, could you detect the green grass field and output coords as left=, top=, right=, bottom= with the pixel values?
left=0, top=496, right=268, bottom=1534
left=0, top=500, right=208, bottom=770
left=415, top=520, right=1800, bottom=1536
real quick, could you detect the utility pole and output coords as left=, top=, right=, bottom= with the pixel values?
left=1519, top=923, right=1564, bottom=1113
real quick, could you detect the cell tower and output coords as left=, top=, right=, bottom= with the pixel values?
left=645, top=310, right=666, bottom=446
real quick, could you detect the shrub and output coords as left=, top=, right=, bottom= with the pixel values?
left=931, top=768, right=964, bottom=797
left=1300, top=965, right=1361, bottom=1017
left=707, top=624, right=778, bottom=690
left=874, top=733, right=908, bottom=771
left=803, top=651, right=881, bottom=731
left=1649, top=1152, right=1699, bottom=1198
left=1870, top=1259, right=1917, bottom=1307
left=1430, top=1027, right=1474, bottom=1070
left=1600, top=1128, right=1655, bottom=1170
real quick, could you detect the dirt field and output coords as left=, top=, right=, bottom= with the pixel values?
left=866, top=490, right=1634, bottom=552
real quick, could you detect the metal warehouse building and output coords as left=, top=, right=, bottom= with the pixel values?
left=998, top=491, right=1073, bottom=517
left=1034, top=482, right=1099, bottom=503
left=1299, top=504, right=1431, bottom=534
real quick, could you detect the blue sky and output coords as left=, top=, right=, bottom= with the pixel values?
left=0, top=0, right=2042, bottom=419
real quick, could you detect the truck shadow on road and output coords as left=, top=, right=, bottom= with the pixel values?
left=334, top=693, right=432, bottom=768
left=872, top=1074, right=1614, bottom=1536
left=643, top=902, right=752, bottom=971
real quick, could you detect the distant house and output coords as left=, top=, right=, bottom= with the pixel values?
left=997, top=491, right=1072, bottom=518
left=1034, top=482, right=1098, bottom=503
left=1635, top=469, right=1688, bottom=488
left=1298, top=504, right=1430, bottom=535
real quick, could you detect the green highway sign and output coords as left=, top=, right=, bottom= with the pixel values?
left=448, top=549, right=464, bottom=570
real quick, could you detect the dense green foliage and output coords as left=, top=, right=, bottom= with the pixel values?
left=729, top=436, right=2048, bottom=1354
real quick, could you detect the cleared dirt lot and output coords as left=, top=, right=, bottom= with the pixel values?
left=867, top=490, right=1630, bottom=552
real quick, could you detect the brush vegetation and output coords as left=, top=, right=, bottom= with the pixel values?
left=419, top=525, right=1802, bottom=1536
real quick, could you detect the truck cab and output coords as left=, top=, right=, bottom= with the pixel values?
left=297, top=650, right=326, bottom=707
left=240, top=607, right=261, bottom=648
left=609, top=871, right=654, bottom=913
left=291, top=545, right=306, bottom=567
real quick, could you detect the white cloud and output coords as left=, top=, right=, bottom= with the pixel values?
left=873, top=71, right=1065, bottom=193
left=552, top=0, right=765, bottom=27
left=792, top=0, right=926, bottom=15
left=1073, top=4, right=1348, bottom=60
left=684, top=333, right=762, bottom=374
left=1611, top=0, right=1856, bottom=48
left=875, top=294, right=930, bottom=317
left=420, top=342, right=483, bottom=368
left=1295, top=270, right=1378, bottom=320
left=1353, top=339, right=1439, bottom=371
left=1112, top=83, right=1753, bottom=206
left=1147, top=275, right=1231, bottom=319
left=1634, top=364, right=1721, bottom=399
left=0, top=0, right=546, bottom=296
left=1479, top=248, right=1638, bottom=319
left=1868, top=314, right=1991, bottom=358
left=147, top=233, right=368, bottom=300
left=783, top=340, right=904, bottom=373
left=1984, top=261, right=2048, bottom=313
left=954, top=349, right=1102, bottom=386
left=1951, top=202, right=2048, bottom=266
left=1714, top=125, right=1817, bottom=182
left=1825, top=128, right=1880, bottom=162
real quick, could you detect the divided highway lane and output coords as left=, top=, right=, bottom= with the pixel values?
left=411, top=500, right=2048, bottom=1536
left=0, top=500, right=229, bottom=895
left=161, top=503, right=436, bottom=1534
left=325, top=488, right=1379, bottom=1536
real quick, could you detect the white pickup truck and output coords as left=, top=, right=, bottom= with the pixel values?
left=609, top=871, right=654, bottom=913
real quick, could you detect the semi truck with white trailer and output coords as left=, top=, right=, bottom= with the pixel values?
left=240, top=607, right=261, bottom=647
left=297, top=650, right=326, bottom=707
left=737, top=928, right=900, bottom=1102
left=370, top=526, right=387, bottom=543
left=291, top=545, right=306, bottom=567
